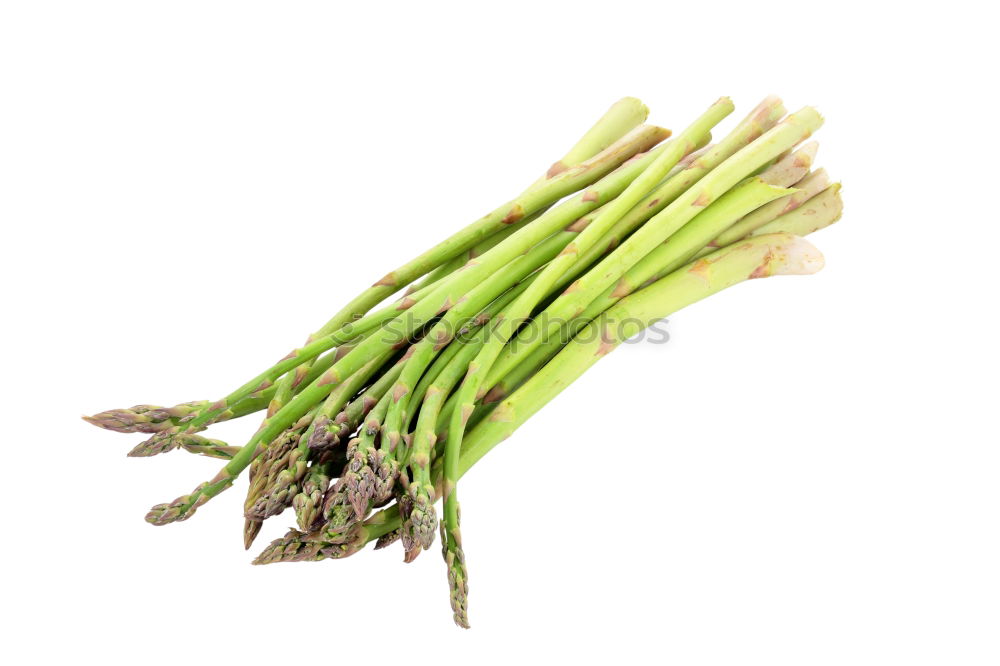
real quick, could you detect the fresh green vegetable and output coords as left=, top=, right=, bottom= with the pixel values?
left=85, top=95, right=842, bottom=628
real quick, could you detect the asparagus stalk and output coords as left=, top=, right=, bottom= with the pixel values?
left=536, top=97, right=649, bottom=181
left=758, top=141, right=817, bottom=186
left=319, top=391, right=394, bottom=538
left=84, top=401, right=209, bottom=434
left=402, top=219, right=529, bottom=297
left=405, top=320, right=494, bottom=562
left=699, top=165, right=829, bottom=254
left=342, top=391, right=394, bottom=520
left=292, top=458, right=332, bottom=532
left=749, top=183, right=843, bottom=237
left=87, top=347, right=341, bottom=448
left=138, top=434, right=242, bottom=460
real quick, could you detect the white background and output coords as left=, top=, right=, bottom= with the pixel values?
left=2, top=1, right=997, bottom=664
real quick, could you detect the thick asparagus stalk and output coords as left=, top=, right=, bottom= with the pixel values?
left=536, top=97, right=649, bottom=181
left=758, top=141, right=817, bottom=186
left=749, top=183, right=843, bottom=237
left=700, top=165, right=829, bottom=253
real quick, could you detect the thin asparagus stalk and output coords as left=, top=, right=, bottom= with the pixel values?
left=84, top=401, right=209, bottom=434
left=292, top=458, right=333, bottom=532
left=343, top=392, right=394, bottom=519
left=402, top=332, right=470, bottom=433
left=402, top=219, right=529, bottom=297
left=118, top=350, right=343, bottom=458
left=86, top=346, right=343, bottom=438
left=404, top=315, right=495, bottom=562
left=155, top=435, right=242, bottom=460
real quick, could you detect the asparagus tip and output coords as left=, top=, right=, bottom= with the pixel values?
left=243, top=518, right=262, bottom=550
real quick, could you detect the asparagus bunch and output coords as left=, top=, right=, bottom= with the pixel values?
left=85, top=95, right=843, bottom=628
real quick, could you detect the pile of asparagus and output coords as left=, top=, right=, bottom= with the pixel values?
left=86, top=95, right=842, bottom=627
